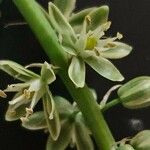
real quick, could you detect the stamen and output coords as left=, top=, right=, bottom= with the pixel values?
left=26, top=107, right=33, bottom=115
left=24, top=89, right=31, bottom=99
left=85, top=15, right=92, bottom=25
left=0, top=90, right=7, bottom=98
left=20, top=117, right=29, bottom=123
left=117, top=32, right=123, bottom=40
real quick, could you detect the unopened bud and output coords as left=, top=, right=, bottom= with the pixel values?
left=118, top=76, right=150, bottom=109
left=130, top=130, right=150, bottom=150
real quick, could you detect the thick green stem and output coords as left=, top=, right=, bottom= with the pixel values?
left=12, top=0, right=115, bottom=149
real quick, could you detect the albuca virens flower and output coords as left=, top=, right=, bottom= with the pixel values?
left=130, top=130, right=150, bottom=150
left=117, top=76, right=150, bottom=109
left=45, top=3, right=132, bottom=88
left=0, top=60, right=56, bottom=121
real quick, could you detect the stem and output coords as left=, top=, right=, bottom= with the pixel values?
left=102, top=98, right=121, bottom=112
left=12, top=0, right=115, bottom=149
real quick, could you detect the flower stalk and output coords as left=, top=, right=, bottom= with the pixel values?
left=12, top=0, right=115, bottom=149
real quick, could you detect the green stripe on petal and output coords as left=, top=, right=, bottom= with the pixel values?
left=22, top=111, right=47, bottom=130
left=74, top=113, right=94, bottom=150
left=54, top=0, right=76, bottom=18
left=69, top=7, right=97, bottom=26
left=82, top=51, right=124, bottom=82
left=0, top=60, right=39, bottom=81
left=46, top=119, right=73, bottom=150
left=48, top=2, right=76, bottom=39
left=43, top=89, right=61, bottom=140
left=41, top=62, right=56, bottom=84
left=68, top=57, right=85, bottom=88
left=87, top=6, right=109, bottom=31
left=98, top=42, right=132, bottom=59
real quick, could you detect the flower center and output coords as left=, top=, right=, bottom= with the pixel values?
left=85, top=37, right=97, bottom=50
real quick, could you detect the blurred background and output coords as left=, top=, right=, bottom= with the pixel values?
left=0, top=0, right=150, bottom=149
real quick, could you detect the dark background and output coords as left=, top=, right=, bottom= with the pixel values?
left=0, top=0, right=150, bottom=149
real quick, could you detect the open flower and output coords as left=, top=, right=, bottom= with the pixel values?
left=0, top=60, right=56, bottom=121
left=45, top=3, right=132, bottom=88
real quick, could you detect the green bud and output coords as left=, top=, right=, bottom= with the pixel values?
left=130, top=130, right=150, bottom=150
left=118, top=76, right=150, bottom=109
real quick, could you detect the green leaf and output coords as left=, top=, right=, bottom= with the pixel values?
left=41, top=62, right=56, bottom=84
left=46, top=119, right=73, bottom=150
left=98, top=42, right=132, bottom=59
left=0, top=60, right=39, bottom=82
left=87, top=6, right=109, bottom=31
left=54, top=96, right=74, bottom=119
left=43, top=90, right=61, bottom=140
left=74, top=113, right=94, bottom=150
left=54, top=0, right=76, bottom=18
left=22, top=111, right=47, bottom=130
left=48, top=2, right=76, bottom=39
left=69, top=7, right=97, bottom=27
left=68, top=57, right=85, bottom=88
left=82, top=51, right=124, bottom=82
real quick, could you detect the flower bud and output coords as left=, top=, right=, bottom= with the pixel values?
left=130, top=130, right=150, bottom=150
left=117, top=76, right=150, bottom=109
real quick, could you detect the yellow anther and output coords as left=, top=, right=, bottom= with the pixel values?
left=117, top=32, right=123, bottom=40
left=24, top=89, right=31, bottom=99
left=0, top=90, right=7, bottom=98
left=26, top=107, right=33, bottom=115
left=86, top=15, right=92, bottom=25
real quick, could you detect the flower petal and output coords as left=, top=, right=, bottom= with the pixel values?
left=74, top=113, right=94, bottom=150
left=98, top=42, right=132, bottom=59
left=46, top=119, right=73, bottom=150
left=69, top=7, right=97, bottom=27
left=68, top=57, right=85, bottom=88
left=0, top=60, right=39, bottom=81
left=43, top=90, right=61, bottom=140
left=5, top=93, right=30, bottom=121
left=41, top=62, right=56, bottom=84
left=87, top=6, right=109, bottom=31
left=48, top=2, right=76, bottom=39
left=82, top=51, right=124, bottom=81
left=22, top=111, right=47, bottom=130
left=54, top=96, right=74, bottom=119
left=54, top=0, right=76, bottom=18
